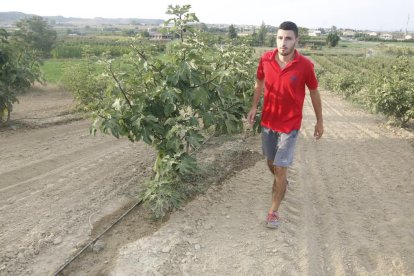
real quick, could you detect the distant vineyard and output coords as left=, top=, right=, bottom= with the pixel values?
left=51, top=36, right=166, bottom=58
left=312, top=53, right=414, bottom=126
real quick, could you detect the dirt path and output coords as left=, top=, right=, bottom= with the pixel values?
left=0, top=86, right=262, bottom=276
left=109, top=91, right=414, bottom=275
left=1, top=87, right=413, bottom=275
left=0, top=87, right=156, bottom=275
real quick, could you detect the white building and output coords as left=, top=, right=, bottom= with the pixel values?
left=308, top=30, right=322, bottom=37
left=342, top=30, right=356, bottom=37
left=149, top=32, right=173, bottom=40
left=379, top=33, right=393, bottom=40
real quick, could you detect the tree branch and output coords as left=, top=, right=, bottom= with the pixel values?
left=108, top=63, right=133, bottom=109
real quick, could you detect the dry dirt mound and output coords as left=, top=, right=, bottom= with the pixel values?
left=0, top=86, right=152, bottom=275
left=1, top=84, right=82, bottom=131
left=0, top=119, right=157, bottom=275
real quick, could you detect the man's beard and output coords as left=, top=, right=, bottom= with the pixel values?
left=279, top=47, right=293, bottom=56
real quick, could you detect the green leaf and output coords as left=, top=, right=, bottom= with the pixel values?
left=201, top=111, right=215, bottom=128
left=166, top=137, right=182, bottom=152
left=192, top=87, right=209, bottom=106
left=178, top=154, right=197, bottom=175
left=186, top=131, right=204, bottom=148
left=164, top=102, right=176, bottom=116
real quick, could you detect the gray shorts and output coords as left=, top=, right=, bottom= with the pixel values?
left=262, top=128, right=299, bottom=167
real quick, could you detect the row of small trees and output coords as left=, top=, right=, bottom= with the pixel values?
left=314, top=54, right=414, bottom=126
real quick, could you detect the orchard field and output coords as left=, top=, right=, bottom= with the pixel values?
left=1, top=80, right=413, bottom=275
left=1, top=11, right=414, bottom=275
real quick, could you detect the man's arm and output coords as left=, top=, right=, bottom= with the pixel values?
left=309, top=89, right=324, bottom=139
left=247, top=79, right=264, bottom=126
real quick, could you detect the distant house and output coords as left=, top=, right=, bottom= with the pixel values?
left=405, top=34, right=413, bottom=40
left=149, top=32, right=173, bottom=40
left=238, top=32, right=251, bottom=37
left=379, top=33, right=393, bottom=40
left=342, top=30, right=356, bottom=37
left=308, top=29, right=322, bottom=37
left=367, top=32, right=378, bottom=37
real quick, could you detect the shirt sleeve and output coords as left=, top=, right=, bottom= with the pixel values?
left=256, top=56, right=265, bottom=80
left=306, top=62, right=318, bottom=91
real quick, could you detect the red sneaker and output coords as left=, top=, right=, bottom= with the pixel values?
left=265, top=211, right=280, bottom=228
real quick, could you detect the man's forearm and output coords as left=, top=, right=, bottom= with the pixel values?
left=251, top=79, right=264, bottom=109
left=310, top=89, right=323, bottom=123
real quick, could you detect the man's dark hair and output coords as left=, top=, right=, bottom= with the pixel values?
left=279, top=21, right=299, bottom=37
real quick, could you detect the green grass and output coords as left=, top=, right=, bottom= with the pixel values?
left=299, top=40, right=414, bottom=57
left=41, top=58, right=134, bottom=85
left=41, top=59, right=84, bottom=84
left=44, top=39, right=414, bottom=84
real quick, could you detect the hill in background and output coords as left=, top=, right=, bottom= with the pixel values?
left=0, top=11, right=164, bottom=27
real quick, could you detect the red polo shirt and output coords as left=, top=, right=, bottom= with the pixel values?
left=257, top=49, right=318, bottom=133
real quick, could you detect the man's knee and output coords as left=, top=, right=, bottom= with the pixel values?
left=267, top=159, right=275, bottom=174
left=274, top=166, right=287, bottom=176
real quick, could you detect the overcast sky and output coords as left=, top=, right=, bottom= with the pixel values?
left=1, top=0, right=413, bottom=31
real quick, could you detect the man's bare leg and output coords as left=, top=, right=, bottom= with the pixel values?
left=266, top=160, right=288, bottom=213
left=267, top=158, right=288, bottom=194
left=266, top=159, right=275, bottom=174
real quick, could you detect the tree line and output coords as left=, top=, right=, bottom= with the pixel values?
left=0, top=16, right=57, bottom=125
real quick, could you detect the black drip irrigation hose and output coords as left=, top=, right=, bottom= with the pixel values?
left=53, top=199, right=143, bottom=276
left=53, top=131, right=217, bottom=275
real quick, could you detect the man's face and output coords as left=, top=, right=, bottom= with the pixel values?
left=276, top=29, right=298, bottom=56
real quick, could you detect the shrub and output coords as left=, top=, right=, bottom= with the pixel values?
left=367, top=56, right=414, bottom=126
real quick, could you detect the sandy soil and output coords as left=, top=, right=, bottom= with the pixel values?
left=0, top=86, right=155, bottom=275
left=109, top=92, right=414, bottom=275
left=0, top=85, right=413, bottom=275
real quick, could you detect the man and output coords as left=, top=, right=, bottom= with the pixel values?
left=247, top=21, right=323, bottom=228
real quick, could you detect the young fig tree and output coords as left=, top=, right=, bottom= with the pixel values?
left=65, top=5, right=256, bottom=217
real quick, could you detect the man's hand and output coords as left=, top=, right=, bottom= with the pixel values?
left=309, top=89, right=323, bottom=140
left=247, top=108, right=257, bottom=126
left=314, top=121, right=324, bottom=140
left=248, top=79, right=263, bottom=126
